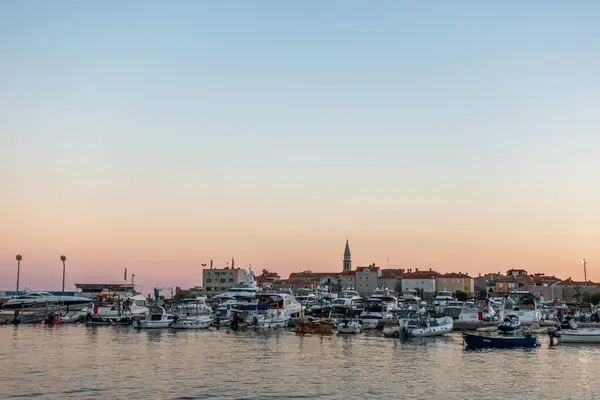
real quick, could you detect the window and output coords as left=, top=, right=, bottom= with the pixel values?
left=207, top=279, right=211, bottom=283
left=207, top=287, right=211, bottom=291
left=221, top=279, right=226, bottom=283
left=229, top=279, right=234, bottom=283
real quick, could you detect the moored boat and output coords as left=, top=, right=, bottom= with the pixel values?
left=463, top=332, right=537, bottom=349
left=336, top=319, right=361, bottom=334
left=498, top=315, right=521, bottom=333
left=558, top=329, right=600, bottom=344
left=135, top=306, right=176, bottom=329
left=170, top=316, right=213, bottom=330
left=295, top=319, right=335, bottom=334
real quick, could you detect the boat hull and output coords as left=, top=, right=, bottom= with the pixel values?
left=337, top=321, right=361, bottom=334
left=559, top=330, right=600, bottom=344
left=296, top=321, right=335, bottom=334
left=171, top=319, right=212, bottom=330
left=463, top=333, right=537, bottom=349
left=136, top=320, right=173, bottom=329
left=259, top=315, right=290, bottom=329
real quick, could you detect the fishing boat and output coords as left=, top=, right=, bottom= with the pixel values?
left=170, top=316, right=213, bottom=330
left=84, top=315, right=133, bottom=326
left=135, top=306, right=176, bottom=329
left=295, top=318, right=335, bottom=334
left=463, top=332, right=537, bottom=349
left=558, top=329, right=600, bottom=344
left=336, top=319, right=361, bottom=334
left=497, top=315, right=521, bottom=333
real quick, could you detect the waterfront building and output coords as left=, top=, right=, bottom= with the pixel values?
left=202, top=266, right=246, bottom=294
left=506, top=268, right=528, bottom=277
left=474, top=272, right=505, bottom=293
left=400, top=269, right=440, bottom=297
left=256, top=270, right=282, bottom=288
left=436, top=272, right=475, bottom=294
left=378, top=269, right=404, bottom=294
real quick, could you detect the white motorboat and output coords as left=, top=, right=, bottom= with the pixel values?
left=135, top=306, right=175, bottom=329
left=2, top=292, right=92, bottom=311
left=359, top=300, right=394, bottom=329
left=383, top=315, right=453, bottom=337
left=89, top=294, right=149, bottom=320
left=170, top=316, right=213, bottom=330
left=404, top=316, right=454, bottom=337
left=433, top=291, right=455, bottom=307
left=558, top=329, right=600, bottom=344
left=260, top=314, right=291, bottom=329
left=336, top=319, right=361, bottom=334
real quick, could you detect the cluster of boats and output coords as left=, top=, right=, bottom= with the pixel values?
left=4, top=284, right=600, bottom=350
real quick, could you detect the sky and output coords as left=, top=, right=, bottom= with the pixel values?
left=1, top=1, right=599, bottom=293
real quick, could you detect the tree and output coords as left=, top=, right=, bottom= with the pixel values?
left=454, top=290, right=468, bottom=302
left=582, top=292, right=600, bottom=305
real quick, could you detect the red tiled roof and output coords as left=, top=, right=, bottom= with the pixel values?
left=287, top=279, right=318, bottom=285
left=529, top=274, right=560, bottom=284
left=381, top=272, right=402, bottom=278
left=356, top=266, right=380, bottom=272
left=341, top=271, right=356, bottom=276
left=495, top=277, right=519, bottom=283
left=288, top=272, right=339, bottom=279
left=441, top=272, right=472, bottom=279
left=401, top=271, right=440, bottom=279
left=560, top=278, right=598, bottom=286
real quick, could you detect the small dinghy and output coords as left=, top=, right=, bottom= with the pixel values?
left=406, top=316, right=454, bottom=337
left=170, top=316, right=213, bottom=330
left=5, top=313, right=43, bottom=325
left=463, top=331, right=537, bottom=349
left=295, top=318, right=335, bottom=335
left=336, top=319, right=361, bottom=334
left=85, top=315, right=133, bottom=326
left=498, top=315, right=521, bottom=333
left=259, top=314, right=290, bottom=329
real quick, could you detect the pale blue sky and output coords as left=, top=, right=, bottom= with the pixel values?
left=1, top=1, right=600, bottom=289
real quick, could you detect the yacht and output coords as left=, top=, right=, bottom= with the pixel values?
left=359, top=299, right=394, bottom=330
left=433, top=291, right=455, bottom=306
left=169, top=298, right=212, bottom=318
left=2, top=292, right=92, bottom=311
left=135, top=305, right=176, bottom=329
left=86, top=294, right=149, bottom=320
left=368, top=288, right=398, bottom=310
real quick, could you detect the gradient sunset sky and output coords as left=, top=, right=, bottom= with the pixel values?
left=1, top=1, right=599, bottom=293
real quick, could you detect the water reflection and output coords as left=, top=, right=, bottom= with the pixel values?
left=1, top=327, right=600, bottom=399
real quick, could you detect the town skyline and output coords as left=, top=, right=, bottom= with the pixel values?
left=0, top=239, right=593, bottom=292
left=2, top=3, right=599, bottom=291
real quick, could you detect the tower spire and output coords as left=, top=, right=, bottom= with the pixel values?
left=343, top=239, right=352, bottom=272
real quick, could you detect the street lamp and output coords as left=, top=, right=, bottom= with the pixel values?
left=60, top=255, right=67, bottom=294
left=16, top=254, right=22, bottom=293
left=580, top=258, right=588, bottom=285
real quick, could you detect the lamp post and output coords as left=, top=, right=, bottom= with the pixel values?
left=580, top=258, right=588, bottom=285
left=60, top=255, right=66, bottom=294
left=16, top=254, right=22, bottom=293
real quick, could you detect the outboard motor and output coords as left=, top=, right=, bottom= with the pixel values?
left=44, top=312, right=55, bottom=325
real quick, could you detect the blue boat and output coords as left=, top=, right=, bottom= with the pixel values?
left=463, top=333, right=537, bottom=349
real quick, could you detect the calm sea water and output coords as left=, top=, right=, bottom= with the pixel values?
left=0, top=325, right=599, bottom=399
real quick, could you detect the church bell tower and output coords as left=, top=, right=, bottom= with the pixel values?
left=343, top=239, right=352, bottom=272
